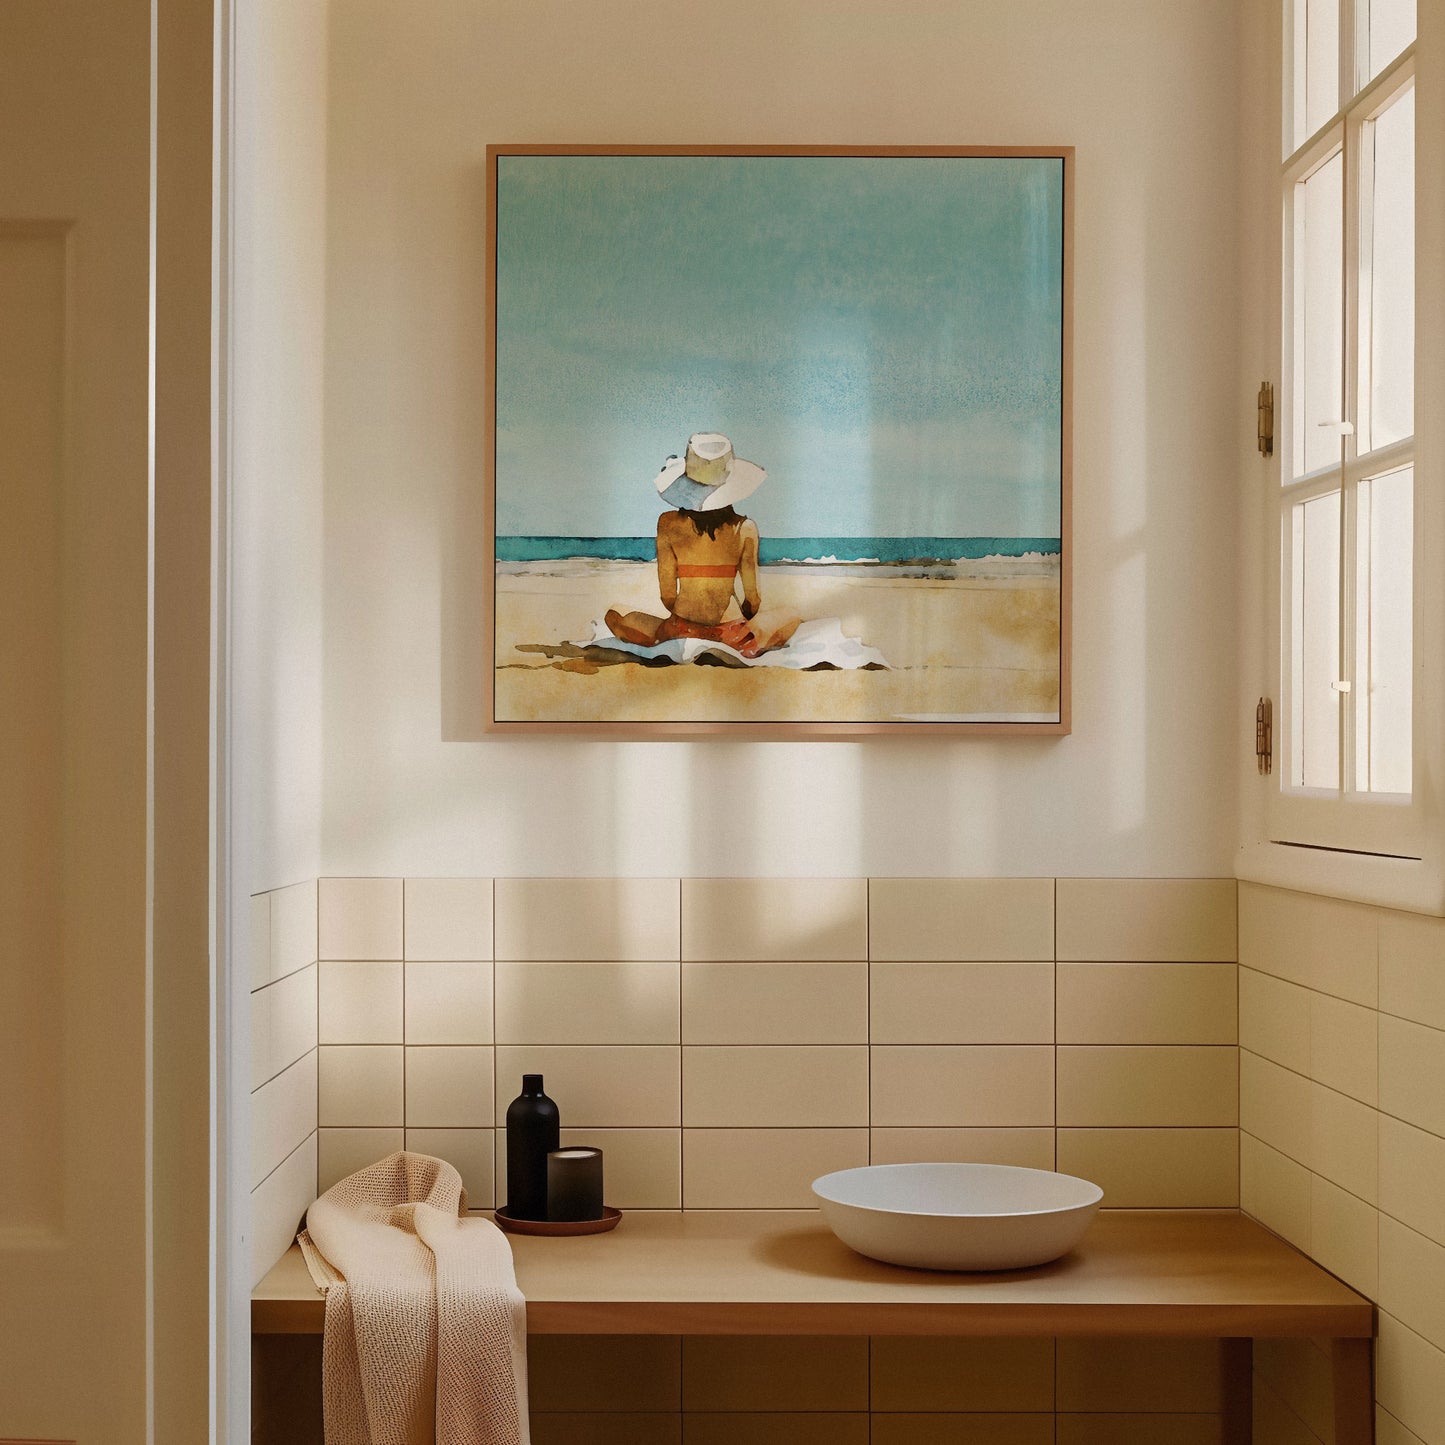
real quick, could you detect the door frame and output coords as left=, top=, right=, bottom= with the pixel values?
left=154, top=0, right=232, bottom=1437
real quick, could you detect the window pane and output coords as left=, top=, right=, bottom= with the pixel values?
left=1295, top=153, right=1344, bottom=477
left=1367, top=0, right=1416, bottom=81
left=1355, top=467, right=1413, bottom=793
left=1291, top=492, right=1341, bottom=789
left=1296, top=0, right=1340, bottom=145
left=1364, top=88, right=1414, bottom=451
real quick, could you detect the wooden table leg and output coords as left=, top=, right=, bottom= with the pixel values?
left=1332, top=1337, right=1375, bottom=1444
left=1220, top=1338, right=1253, bottom=1444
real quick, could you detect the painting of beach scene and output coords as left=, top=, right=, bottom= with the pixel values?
left=486, top=146, right=1071, bottom=733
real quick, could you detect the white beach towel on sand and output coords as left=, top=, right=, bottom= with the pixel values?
left=574, top=616, right=890, bottom=670
left=299, top=1152, right=529, bottom=1445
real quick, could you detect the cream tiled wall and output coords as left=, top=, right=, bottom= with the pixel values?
left=312, top=876, right=1240, bottom=1217
left=1239, top=882, right=1445, bottom=1445
left=315, top=876, right=499, bottom=1209
left=249, top=880, right=319, bottom=1286
left=300, top=873, right=1239, bottom=1440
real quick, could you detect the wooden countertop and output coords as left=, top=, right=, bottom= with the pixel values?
left=252, top=1209, right=1374, bottom=1339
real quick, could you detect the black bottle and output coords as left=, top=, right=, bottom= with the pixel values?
left=505, top=1074, right=560, bottom=1220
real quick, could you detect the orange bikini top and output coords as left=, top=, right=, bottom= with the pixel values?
left=675, top=563, right=737, bottom=578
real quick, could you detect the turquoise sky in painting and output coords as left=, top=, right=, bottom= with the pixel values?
left=494, top=154, right=1064, bottom=540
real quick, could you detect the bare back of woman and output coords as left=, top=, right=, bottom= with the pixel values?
left=605, top=506, right=801, bottom=657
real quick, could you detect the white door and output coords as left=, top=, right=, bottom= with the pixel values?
left=0, top=2, right=217, bottom=1440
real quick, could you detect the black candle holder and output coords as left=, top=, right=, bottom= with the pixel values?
left=547, top=1146, right=604, bottom=1222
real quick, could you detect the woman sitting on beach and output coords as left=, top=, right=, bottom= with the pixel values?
left=604, top=432, right=802, bottom=659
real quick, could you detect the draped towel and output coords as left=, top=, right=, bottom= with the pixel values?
left=299, top=1152, right=530, bottom=1445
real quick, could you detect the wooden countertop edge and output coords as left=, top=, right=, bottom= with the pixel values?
left=252, top=1295, right=1374, bottom=1339
left=520, top=1299, right=1377, bottom=1338
left=252, top=1211, right=1376, bottom=1340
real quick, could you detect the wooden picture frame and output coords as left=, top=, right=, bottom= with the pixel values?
left=485, top=145, right=1073, bottom=738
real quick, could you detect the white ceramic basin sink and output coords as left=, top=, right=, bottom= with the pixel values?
left=812, top=1162, right=1103, bottom=1271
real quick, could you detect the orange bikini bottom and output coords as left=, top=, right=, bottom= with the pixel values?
left=655, top=614, right=763, bottom=658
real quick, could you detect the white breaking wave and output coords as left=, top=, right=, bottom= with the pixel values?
left=774, top=553, right=883, bottom=565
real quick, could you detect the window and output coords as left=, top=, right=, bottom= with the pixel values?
left=1272, top=0, right=1418, bottom=856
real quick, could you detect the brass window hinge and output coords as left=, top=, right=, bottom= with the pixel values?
left=1257, top=382, right=1274, bottom=457
left=1256, top=696, right=1273, bottom=775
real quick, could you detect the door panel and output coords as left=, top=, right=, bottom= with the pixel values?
left=0, top=3, right=160, bottom=1440
left=0, top=227, right=68, bottom=1240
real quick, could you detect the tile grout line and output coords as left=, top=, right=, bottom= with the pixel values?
left=313, top=879, right=321, bottom=1197
left=253, top=1050, right=320, bottom=1192
left=1051, top=1335, right=1059, bottom=1442
left=375, top=878, right=1249, bottom=1210
left=1374, top=912, right=1383, bottom=1305
left=678, top=877, right=684, bottom=1209
left=1236, top=958, right=1385, bottom=1015
left=249, top=966, right=319, bottom=1093
left=251, top=1127, right=318, bottom=1197
left=492, top=877, right=498, bottom=1208
left=1235, top=882, right=1242, bottom=1213
left=866, top=1330, right=872, bottom=1439
left=1240, top=1118, right=1424, bottom=1235
left=249, top=954, right=316, bottom=993
left=401, top=880, right=407, bottom=1159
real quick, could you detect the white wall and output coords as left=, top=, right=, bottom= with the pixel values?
left=320, top=0, right=1243, bottom=879
left=233, top=0, right=328, bottom=895
left=231, top=3, right=329, bottom=1436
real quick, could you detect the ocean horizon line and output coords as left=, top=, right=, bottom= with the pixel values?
left=497, top=535, right=1062, bottom=566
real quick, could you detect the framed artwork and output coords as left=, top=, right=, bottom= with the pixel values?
left=485, top=145, right=1072, bottom=737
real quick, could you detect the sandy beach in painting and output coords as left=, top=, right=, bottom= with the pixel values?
left=493, top=557, right=1061, bottom=724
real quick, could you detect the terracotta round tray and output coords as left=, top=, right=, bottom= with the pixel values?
left=493, top=1206, right=622, bottom=1237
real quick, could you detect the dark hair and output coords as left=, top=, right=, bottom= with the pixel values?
left=679, top=505, right=745, bottom=540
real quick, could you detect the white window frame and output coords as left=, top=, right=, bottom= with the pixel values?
left=1273, top=48, right=1418, bottom=856
left=1238, top=0, right=1443, bottom=912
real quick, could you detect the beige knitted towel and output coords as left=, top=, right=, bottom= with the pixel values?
left=299, top=1152, right=530, bottom=1445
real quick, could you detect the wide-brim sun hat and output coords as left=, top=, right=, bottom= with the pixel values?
left=654, top=432, right=766, bottom=512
